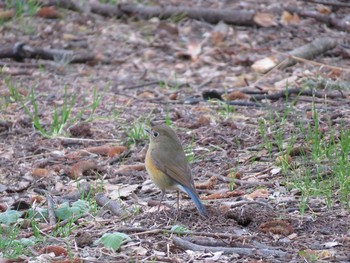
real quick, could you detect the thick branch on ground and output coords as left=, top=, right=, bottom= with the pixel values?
left=118, top=4, right=256, bottom=26
left=252, top=37, right=338, bottom=73
left=89, top=0, right=124, bottom=17
left=250, top=87, right=346, bottom=101
left=286, top=7, right=350, bottom=32
left=46, top=194, right=57, bottom=226
left=41, top=0, right=86, bottom=12
left=38, top=0, right=270, bottom=26
left=0, top=42, right=99, bottom=64
left=172, top=237, right=287, bottom=257
left=95, top=193, right=128, bottom=217
left=299, top=0, right=350, bottom=9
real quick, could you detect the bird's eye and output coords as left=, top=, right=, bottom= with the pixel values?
left=153, top=131, right=159, bottom=137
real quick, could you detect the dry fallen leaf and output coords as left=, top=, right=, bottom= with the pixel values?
left=245, top=189, right=269, bottom=200
left=251, top=56, right=278, bottom=73
left=0, top=9, right=14, bottom=21
left=38, top=246, right=68, bottom=257
left=259, top=219, right=294, bottom=236
left=201, top=190, right=245, bottom=200
left=275, top=154, right=292, bottom=166
left=168, top=92, right=177, bottom=100
left=176, top=41, right=203, bottom=62
left=211, top=21, right=229, bottom=46
left=109, top=184, right=139, bottom=199
left=195, top=176, right=217, bottom=190
left=84, top=145, right=127, bottom=157
left=70, top=160, right=98, bottom=179
left=254, top=12, right=278, bottom=27
left=32, top=168, right=49, bottom=178
left=115, top=164, right=145, bottom=174
left=138, top=91, right=156, bottom=98
left=281, top=11, right=300, bottom=25
left=37, top=6, right=61, bottom=19
left=316, top=5, right=331, bottom=15
left=224, top=91, right=251, bottom=101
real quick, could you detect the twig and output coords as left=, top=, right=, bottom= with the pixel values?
left=288, top=54, right=350, bottom=73
left=117, top=226, right=250, bottom=240
left=250, top=87, right=346, bottom=101
left=46, top=194, right=57, bottom=226
left=119, top=4, right=257, bottom=26
left=95, top=193, right=129, bottom=217
left=172, top=236, right=287, bottom=257
left=298, top=0, right=350, bottom=8
left=286, top=7, right=350, bottom=32
left=229, top=200, right=274, bottom=210
left=0, top=42, right=98, bottom=64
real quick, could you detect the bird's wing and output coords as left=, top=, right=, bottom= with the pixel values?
left=151, top=148, right=193, bottom=189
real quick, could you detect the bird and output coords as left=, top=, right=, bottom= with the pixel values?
left=145, top=124, right=208, bottom=217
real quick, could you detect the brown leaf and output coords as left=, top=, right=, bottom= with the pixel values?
left=176, top=41, right=203, bottom=62
left=281, top=11, right=300, bottom=25
left=0, top=9, right=14, bottom=21
left=188, top=115, right=211, bottom=129
left=251, top=56, right=278, bottom=73
left=253, top=12, right=277, bottom=27
left=30, top=195, right=45, bottom=204
left=36, top=6, right=61, bottom=19
left=0, top=204, right=6, bottom=212
left=288, top=146, right=310, bottom=156
left=84, top=145, right=127, bottom=157
left=138, top=91, right=156, bottom=98
left=245, top=189, right=269, bottom=200
left=168, top=92, right=177, bottom=100
left=306, top=110, right=312, bottom=119
left=227, top=171, right=242, bottom=179
left=107, top=146, right=128, bottom=157
left=224, top=91, right=250, bottom=101
left=115, top=164, right=145, bottom=174
left=38, top=246, right=68, bottom=256
left=201, top=190, right=245, bottom=200
left=32, top=168, right=49, bottom=178
left=211, top=31, right=225, bottom=46
left=70, top=123, right=92, bottom=137
left=316, top=5, right=331, bottom=15
left=259, top=219, right=294, bottom=236
left=70, top=160, right=98, bottom=179
left=275, top=154, right=293, bottom=166
left=157, top=22, right=178, bottom=35
left=195, top=176, right=217, bottom=190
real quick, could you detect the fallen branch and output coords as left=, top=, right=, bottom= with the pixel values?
left=41, top=0, right=86, bottom=12
left=299, top=0, right=350, bottom=9
left=173, top=236, right=287, bottom=257
left=95, top=193, right=128, bottom=217
left=89, top=0, right=123, bottom=17
left=252, top=37, right=338, bottom=73
left=286, top=7, right=350, bottom=32
left=250, top=87, right=346, bottom=101
left=0, top=42, right=99, bottom=64
left=118, top=3, right=257, bottom=26
left=43, top=0, right=267, bottom=26
left=46, top=194, right=57, bottom=226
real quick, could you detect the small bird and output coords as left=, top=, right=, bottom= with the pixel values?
left=145, top=125, right=208, bottom=217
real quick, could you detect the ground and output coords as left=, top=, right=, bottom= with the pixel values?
left=1, top=0, right=350, bottom=262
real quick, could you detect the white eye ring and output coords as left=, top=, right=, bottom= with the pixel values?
left=153, top=131, right=159, bottom=137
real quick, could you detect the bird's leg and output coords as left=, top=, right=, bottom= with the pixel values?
left=176, top=190, right=180, bottom=211
left=176, top=190, right=183, bottom=218
left=157, top=190, right=166, bottom=212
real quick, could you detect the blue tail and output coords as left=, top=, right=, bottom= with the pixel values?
left=181, top=185, right=208, bottom=218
